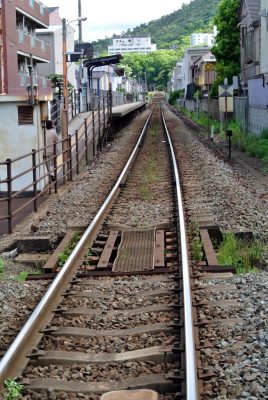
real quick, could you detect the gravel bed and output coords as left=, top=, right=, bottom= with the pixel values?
left=0, top=280, right=49, bottom=357
left=39, top=332, right=177, bottom=353
left=164, top=106, right=268, bottom=399
left=1, top=105, right=268, bottom=399
left=165, top=106, right=268, bottom=252
left=199, top=272, right=268, bottom=399
left=0, top=111, right=151, bottom=364
left=74, top=278, right=176, bottom=293
left=61, top=294, right=178, bottom=310
left=34, top=111, right=150, bottom=239
left=23, top=361, right=179, bottom=383
left=53, top=311, right=173, bottom=329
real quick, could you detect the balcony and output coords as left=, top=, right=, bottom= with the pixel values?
left=17, top=72, right=52, bottom=98
left=17, top=29, right=50, bottom=62
left=15, top=0, right=49, bottom=28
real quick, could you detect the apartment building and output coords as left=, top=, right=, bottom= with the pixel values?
left=190, top=26, right=217, bottom=47
left=108, top=37, right=156, bottom=55
left=36, top=7, right=76, bottom=87
left=0, top=0, right=52, bottom=190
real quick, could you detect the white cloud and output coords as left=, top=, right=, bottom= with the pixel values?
left=42, top=0, right=191, bottom=41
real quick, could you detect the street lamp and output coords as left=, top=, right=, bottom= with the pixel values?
left=62, top=16, right=87, bottom=139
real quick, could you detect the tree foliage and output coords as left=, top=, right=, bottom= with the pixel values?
left=211, top=0, right=240, bottom=85
left=48, top=74, right=74, bottom=96
left=119, top=51, right=179, bottom=91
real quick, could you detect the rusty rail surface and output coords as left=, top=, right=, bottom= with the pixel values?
left=0, top=95, right=112, bottom=234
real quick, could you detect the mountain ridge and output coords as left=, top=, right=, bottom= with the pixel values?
left=92, top=0, right=221, bottom=55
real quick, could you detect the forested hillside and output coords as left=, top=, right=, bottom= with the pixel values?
left=92, top=0, right=221, bottom=55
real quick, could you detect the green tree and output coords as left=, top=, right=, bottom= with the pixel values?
left=212, top=0, right=240, bottom=85
left=48, top=74, right=74, bottom=97
left=119, top=50, right=178, bottom=90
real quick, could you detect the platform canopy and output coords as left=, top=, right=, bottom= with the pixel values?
left=83, top=54, right=123, bottom=69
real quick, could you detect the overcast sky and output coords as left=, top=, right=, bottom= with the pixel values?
left=42, top=0, right=192, bottom=41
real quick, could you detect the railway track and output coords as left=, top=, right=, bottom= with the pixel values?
left=0, top=103, right=199, bottom=399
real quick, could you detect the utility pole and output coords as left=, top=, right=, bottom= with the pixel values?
left=62, top=18, right=68, bottom=139
left=78, top=0, right=82, bottom=42
left=78, top=0, right=83, bottom=112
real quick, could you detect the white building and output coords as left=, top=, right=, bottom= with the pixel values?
left=108, top=37, right=156, bottom=55
left=36, top=7, right=76, bottom=87
left=179, top=47, right=211, bottom=97
left=190, top=26, right=217, bottom=47
left=171, top=62, right=183, bottom=91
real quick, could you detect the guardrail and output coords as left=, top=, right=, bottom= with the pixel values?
left=0, top=97, right=112, bottom=234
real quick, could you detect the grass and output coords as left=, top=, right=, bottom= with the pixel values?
left=227, top=122, right=268, bottom=166
left=217, top=232, right=264, bottom=274
left=189, top=222, right=204, bottom=261
left=0, top=258, right=4, bottom=274
left=4, top=378, right=24, bottom=399
left=57, top=233, right=81, bottom=268
left=150, top=126, right=160, bottom=144
left=180, top=107, right=222, bottom=137
left=16, top=269, right=42, bottom=281
left=138, top=155, right=160, bottom=200
left=178, top=104, right=268, bottom=168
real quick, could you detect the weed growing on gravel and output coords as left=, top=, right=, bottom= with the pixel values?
left=151, top=126, right=160, bottom=144
left=16, top=269, right=42, bottom=281
left=4, top=378, right=23, bottom=399
left=0, top=258, right=4, bottom=274
left=138, top=184, right=151, bottom=200
left=138, top=156, right=159, bottom=200
left=57, top=233, right=81, bottom=268
left=191, top=236, right=204, bottom=261
left=189, top=222, right=204, bottom=261
left=217, top=232, right=264, bottom=273
left=17, top=271, right=28, bottom=281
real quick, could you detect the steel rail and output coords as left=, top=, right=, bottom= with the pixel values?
left=0, top=107, right=154, bottom=388
left=161, top=106, right=199, bottom=400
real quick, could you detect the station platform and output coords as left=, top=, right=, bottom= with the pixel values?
left=112, top=101, right=146, bottom=118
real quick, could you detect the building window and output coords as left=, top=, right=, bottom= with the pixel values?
left=29, top=0, right=34, bottom=8
left=18, top=106, right=34, bottom=125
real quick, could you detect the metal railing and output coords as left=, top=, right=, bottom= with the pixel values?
left=0, top=93, right=113, bottom=234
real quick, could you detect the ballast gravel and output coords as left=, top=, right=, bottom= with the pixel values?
left=0, top=106, right=267, bottom=399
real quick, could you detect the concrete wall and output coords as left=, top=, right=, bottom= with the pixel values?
left=248, top=76, right=268, bottom=107
left=185, top=98, right=219, bottom=120
left=234, top=97, right=248, bottom=132
left=234, top=96, right=268, bottom=134
left=248, top=107, right=268, bottom=134
left=0, top=103, right=45, bottom=192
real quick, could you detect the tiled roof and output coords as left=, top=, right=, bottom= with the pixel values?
left=246, top=0, right=260, bottom=23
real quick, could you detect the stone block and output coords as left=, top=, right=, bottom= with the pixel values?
left=16, top=236, right=51, bottom=252
left=100, top=390, right=159, bottom=400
